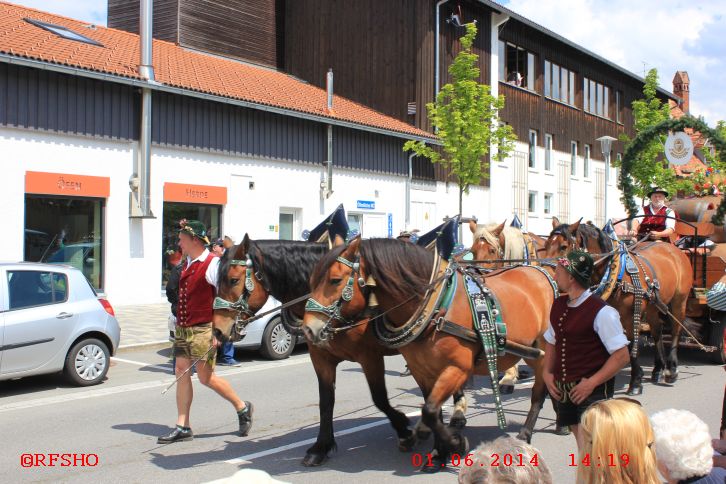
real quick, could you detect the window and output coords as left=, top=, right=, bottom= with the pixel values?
left=528, top=191, right=538, bottom=213
left=616, top=90, right=622, bottom=123
left=161, top=202, right=221, bottom=287
left=348, top=213, right=362, bottom=236
left=570, top=141, right=578, bottom=176
left=528, top=130, right=538, bottom=168
left=279, top=213, right=294, bottom=240
left=584, top=144, right=591, bottom=178
left=24, top=18, right=103, bottom=47
left=616, top=153, right=622, bottom=183
left=7, top=271, right=68, bottom=310
left=25, top=196, right=104, bottom=290
left=499, top=40, right=536, bottom=91
left=544, top=133, right=553, bottom=171
left=544, top=193, right=554, bottom=214
left=584, top=77, right=612, bottom=118
left=544, top=61, right=576, bottom=105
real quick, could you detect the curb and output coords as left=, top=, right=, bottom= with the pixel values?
left=117, top=340, right=171, bottom=353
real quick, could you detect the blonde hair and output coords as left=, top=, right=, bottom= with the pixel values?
left=577, top=399, right=660, bottom=484
left=474, top=224, right=526, bottom=261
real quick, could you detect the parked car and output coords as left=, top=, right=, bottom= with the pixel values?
left=172, top=297, right=304, bottom=359
left=0, top=262, right=120, bottom=386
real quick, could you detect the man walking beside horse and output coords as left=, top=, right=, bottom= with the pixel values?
left=542, top=251, right=630, bottom=450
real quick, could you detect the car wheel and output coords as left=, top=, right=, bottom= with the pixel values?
left=260, top=317, right=295, bottom=360
left=63, top=338, right=110, bottom=386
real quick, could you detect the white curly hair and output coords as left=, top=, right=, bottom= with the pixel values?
left=650, top=409, right=714, bottom=480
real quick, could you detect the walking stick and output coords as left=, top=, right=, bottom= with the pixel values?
left=161, top=343, right=215, bottom=395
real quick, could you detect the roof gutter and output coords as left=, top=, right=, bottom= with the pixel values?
left=0, top=54, right=439, bottom=145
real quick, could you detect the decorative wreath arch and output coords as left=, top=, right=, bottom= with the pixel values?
left=619, top=115, right=726, bottom=224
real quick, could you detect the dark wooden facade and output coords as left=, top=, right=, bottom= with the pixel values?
left=108, top=0, right=284, bottom=68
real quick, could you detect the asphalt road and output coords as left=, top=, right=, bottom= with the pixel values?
left=1, top=343, right=723, bottom=483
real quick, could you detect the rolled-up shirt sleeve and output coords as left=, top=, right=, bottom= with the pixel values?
left=593, top=305, right=629, bottom=353
left=206, top=256, right=220, bottom=290
left=544, top=324, right=556, bottom=345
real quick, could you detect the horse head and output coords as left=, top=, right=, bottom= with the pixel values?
left=212, top=233, right=272, bottom=343
left=303, top=236, right=372, bottom=346
left=469, top=220, right=506, bottom=267
left=544, top=217, right=582, bottom=258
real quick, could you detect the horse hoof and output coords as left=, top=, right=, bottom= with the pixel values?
left=515, top=430, right=531, bottom=443
left=555, top=425, right=571, bottom=436
left=398, top=432, right=417, bottom=452
left=500, top=384, right=514, bottom=395
left=420, top=454, right=447, bottom=473
left=301, top=452, right=328, bottom=467
left=449, top=411, right=467, bottom=430
left=664, top=372, right=678, bottom=384
left=415, top=424, right=432, bottom=441
left=651, top=372, right=661, bottom=384
left=626, top=386, right=643, bottom=396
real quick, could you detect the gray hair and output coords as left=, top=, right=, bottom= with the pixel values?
left=458, top=436, right=552, bottom=484
left=650, top=409, right=714, bottom=480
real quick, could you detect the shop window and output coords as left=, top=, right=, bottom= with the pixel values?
left=161, top=202, right=221, bottom=287
left=24, top=196, right=104, bottom=290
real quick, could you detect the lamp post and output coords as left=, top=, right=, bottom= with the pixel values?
left=597, top=135, right=617, bottom=226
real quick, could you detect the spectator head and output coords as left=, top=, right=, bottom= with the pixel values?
left=578, top=399, right=659, bottom=484
left=650, top=409, right=714, bottom=482
left=211, top=238, right=225, bottom=256
left=458, top=435, right=552, bottom=484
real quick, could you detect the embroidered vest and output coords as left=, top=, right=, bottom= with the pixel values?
left=638, top=205, right=670, bottom=235
left=550, top=295, right=610, bottom=383
left=177, top=254, right=216, bottom=327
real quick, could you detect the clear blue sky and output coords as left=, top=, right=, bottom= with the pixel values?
left=11, top=0, right=726, bottom=124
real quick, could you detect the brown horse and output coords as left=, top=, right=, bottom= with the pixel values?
left=212, top=236, right=468, bottom=467
left=543, top=217, right=693, bottom=394
left=469, top=220, right=547, bottom=268
left=303, top=237, right=556, bottom=469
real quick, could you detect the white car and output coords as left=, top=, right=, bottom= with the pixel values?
left=0, top=262, right=121, bottom=386
left=172, top=297, right=304, bottom=359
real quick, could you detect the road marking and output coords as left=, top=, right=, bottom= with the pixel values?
left=0, top=356, right=311, bottom=413
left=227, top=409, right=423, bottom=464
left=112, top=356, right=170, bottom=371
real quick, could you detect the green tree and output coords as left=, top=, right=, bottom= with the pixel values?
left=404, top=22, right=516, bottom=236
left=702, top=120, right=726, bottom=171
left=615, top=68, right=688, bottom=199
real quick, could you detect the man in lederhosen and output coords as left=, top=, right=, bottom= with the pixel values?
left=629, top=187, right=676, bottom=241
left=158, top=220, right=253, bottom=444
left=542, top=251, right=630, bottom=450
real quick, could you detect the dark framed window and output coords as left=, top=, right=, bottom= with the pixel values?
left=584, top=77, right=611, bottom=119
left=25, top=195, right=104, bottom=290
left=161, top=202, right=221, bottom=287
left=544, top=61, right=576, bottom=106
left=499, top=40, right=536, bottom=91
left=528, top=129, right=538, bottom=168
left=24, top=18, right=103, bottom=47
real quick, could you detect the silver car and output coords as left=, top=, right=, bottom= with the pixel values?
left=0, top=262, right=121, bottom=386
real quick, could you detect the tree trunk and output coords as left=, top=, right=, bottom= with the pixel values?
left=458, top=184, right=464, bottom=242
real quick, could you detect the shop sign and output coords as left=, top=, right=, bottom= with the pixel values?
left=25, top=171, right=110, bottom=198
left=164, top=182, right=227, bottom=204
left=357, top=200, right=375, bottom=210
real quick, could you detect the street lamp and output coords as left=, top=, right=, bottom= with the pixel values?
left=597, top=135, right=617, bottom=225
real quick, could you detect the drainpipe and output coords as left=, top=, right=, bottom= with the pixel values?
left=322, top=69, right=334, bottom=200
left=130, top=0, right=155, bottom=218
left=406, top=153, right=414, bottom=228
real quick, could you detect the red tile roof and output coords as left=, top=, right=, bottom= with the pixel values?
left=0, top=2, right=434, bottom=140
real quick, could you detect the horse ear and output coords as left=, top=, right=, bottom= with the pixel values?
left=343, top=235, right=362, bottom=257
left=491, top=221, right=506, bottom=237
left=233, top=234, right=249, bottom=260
left=469, top=220, right=478, bottom=234
left=570, top=218, right=582, bottom=233
left=332, top=233, right=346, bottom=247
left=552, top=217, right=560, bottom=229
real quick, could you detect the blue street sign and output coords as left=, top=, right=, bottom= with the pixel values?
left=387, top=213, right=393, bottom=237
left=357, top=200, right=375, bottom=210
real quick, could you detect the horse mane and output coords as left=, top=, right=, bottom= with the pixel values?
left=474, top=223, right=526, bottom=260
left=248, top=240, right=328, bottom=301
left=551, top=222, right=611, bottom=254
left=310, top=238, right=435, bottom=303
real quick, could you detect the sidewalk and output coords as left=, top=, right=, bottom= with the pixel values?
left=113, top=302, right=171, bottom=349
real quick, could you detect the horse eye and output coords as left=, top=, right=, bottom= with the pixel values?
left=330, top=278, right=342, bottom=285
left=560, top=245, right=567, bottom=251
left=230, top=278, right=240, bottom=286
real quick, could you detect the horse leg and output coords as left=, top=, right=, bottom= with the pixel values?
left=419, top=368, right=469, bottom=473
left=651, top=316, right=667, bottom=384
left=449, top=389, right=468, bottom=430
left=626, top=343, right=644, bottom=395
left=664, top=297, right=686, bottom=384
left=499, top=363, right=519, bottom=395
left=516, top=347, right=549, bottom=443
left=302, top=346, right=341, bottom=467
left=359, top=353, right=415, bottom=451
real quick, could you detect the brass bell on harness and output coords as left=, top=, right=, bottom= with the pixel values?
left=364, top=275, right=379, bottom=307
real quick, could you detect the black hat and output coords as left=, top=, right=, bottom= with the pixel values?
left=558, top=250, right=594, bottom=288
left=647, top=187, right=669, bottom=198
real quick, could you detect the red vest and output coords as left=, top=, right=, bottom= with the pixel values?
left=638, top=205, right=669, bottom=235
left=550, top=294, right=610, bottom=383
left=177, top=253, right=216, bottom=327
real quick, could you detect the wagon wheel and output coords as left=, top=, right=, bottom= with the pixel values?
left=709, top=313, right=726, bottom=364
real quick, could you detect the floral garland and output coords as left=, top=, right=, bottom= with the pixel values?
left=619, top=116, right=726, bottom=224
